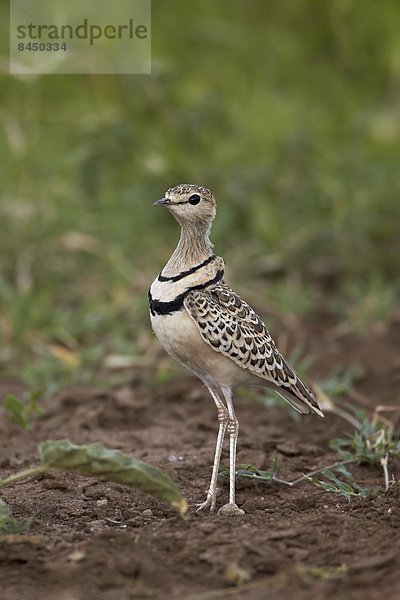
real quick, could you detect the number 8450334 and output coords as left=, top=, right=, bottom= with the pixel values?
left=17, top=42, right=67, bottom=51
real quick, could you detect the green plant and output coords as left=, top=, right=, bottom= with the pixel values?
left=0, top=499, right=32, bottom=535
left=330, top=409, right=400, bottom=489
left=225, top=404, right=400, bottom=499
left=221, top=457, right=378, bottom=501
left=331, top=411, right=399, bottom=463
left=319, top=364, right=362, bottom=400
left=4, top=389, right=44, bottom=430
left=305, top=468, right=373, bottom=501
left=297, top=564, right=348, bottom=581
left=0, top=439, right=187, bottom=515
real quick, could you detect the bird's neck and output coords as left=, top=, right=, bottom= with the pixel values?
left=162, top=220, right=214, bottom=276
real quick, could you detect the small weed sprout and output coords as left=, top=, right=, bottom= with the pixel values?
left=236, top=375, right=400, bottom=499
left=0, top=498, right=32, bottom=535
left=305, top=469, right=373, bottom=501
left=221, top=456, right=370, bottom=501
left=4, top=389, right=44, bottom=431
left=330, top=408, right=400, bottom=490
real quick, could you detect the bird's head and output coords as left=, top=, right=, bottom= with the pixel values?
left=154, top=184, right=216, bottom=226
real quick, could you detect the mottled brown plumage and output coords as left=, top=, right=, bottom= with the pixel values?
left=184, top=282, right=323, bottom=416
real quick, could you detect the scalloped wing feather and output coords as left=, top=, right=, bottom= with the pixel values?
left=184, top=283, right=323, bottom=417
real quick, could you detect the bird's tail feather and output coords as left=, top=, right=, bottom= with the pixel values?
left=275, top=386, right=324, bottom=418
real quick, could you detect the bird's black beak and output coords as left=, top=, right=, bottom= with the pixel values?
left=153, top=198, right=171, bottom=207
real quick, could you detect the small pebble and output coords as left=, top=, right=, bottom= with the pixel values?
left=96, top=498, right=108, bottom=508
left=168, top=453, right=184, bottom=462
left=67, top=549, right=86, bottom=562
left=141, top=509, right=153, bottom=518
left=218, top=503, right=245, bottom=517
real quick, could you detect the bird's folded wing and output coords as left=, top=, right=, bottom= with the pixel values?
left=184, top=283, right=323, bottom=416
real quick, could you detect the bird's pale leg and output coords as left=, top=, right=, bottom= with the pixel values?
left=219, top=386, right=243, bottom=514
left=196, top=385, right=228, bottom=512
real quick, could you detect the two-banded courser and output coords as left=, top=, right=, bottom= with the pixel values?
left=149, top=184, right=323, bottom=514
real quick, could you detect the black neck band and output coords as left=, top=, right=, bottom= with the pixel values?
left=149, top=269, right=224, bottom=316
left=158, top=254, right=216, bottom=283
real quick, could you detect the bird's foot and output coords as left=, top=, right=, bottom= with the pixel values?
left=217, top=503, right=245, bottom=516
left=195, top=492, right=217, bottom=512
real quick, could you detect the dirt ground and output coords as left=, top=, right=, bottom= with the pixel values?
left=1, top=320, right=400, bottom=600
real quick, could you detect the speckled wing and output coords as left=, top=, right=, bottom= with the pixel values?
left=184, top=283, right=323, bottom=417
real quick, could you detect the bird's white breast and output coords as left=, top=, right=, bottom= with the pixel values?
left=149, top=281, right=252, bottom=387
left=150, top=308, right=199, bottom=365
left=149, top=255, right=252, bottom=386
left=149, top=275, right=201, bottom=365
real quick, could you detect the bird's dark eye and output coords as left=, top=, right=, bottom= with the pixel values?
left=188, top=194, right=201, bottom=205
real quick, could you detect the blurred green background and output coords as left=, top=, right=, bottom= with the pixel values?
left=1, top=0, right=399, bottom=392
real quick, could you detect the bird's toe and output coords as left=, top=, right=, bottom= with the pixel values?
left=195, top=494, right=217, bottom=512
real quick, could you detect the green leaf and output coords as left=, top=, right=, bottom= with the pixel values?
left=221, top=464, right=276, bottom=481
left=4, top=394, right=28, bottom=429
left=235, top=464, right=258, bottom=473
left=298, top=564, right=348, bottom=580
left=307, top=471, right=375, bottom=501
left=315, top=480, right=339, bottom=493
left=38, top=439, right=187, bottom=514
left=3, top=390, right=44, bottom=431
left=0, top=498, right=10, bottom=520
left=0, top=498, right=32, bottom=535
left=253, top=469, right=275, bottom=481
left=322, top=470, right=354, bottom=494
left=271, top=456, right=279, bottom=473
left=329, top=438, right=354, bottom=462
left=334, top=462, right=353, bottom=479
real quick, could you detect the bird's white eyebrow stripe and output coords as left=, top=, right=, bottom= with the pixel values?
left=158, top=254, right=217, bottom=283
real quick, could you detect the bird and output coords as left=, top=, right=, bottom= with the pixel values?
left=149, top=184, right=323, bottom=514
